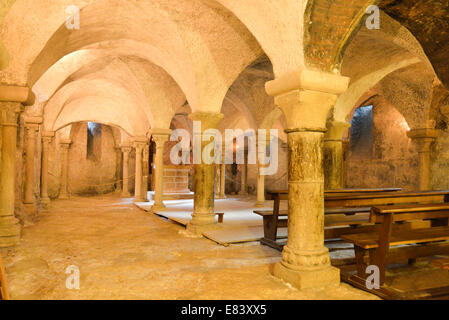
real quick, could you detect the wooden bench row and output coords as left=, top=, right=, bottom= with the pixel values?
left=342, top=203, right=449, bottom=299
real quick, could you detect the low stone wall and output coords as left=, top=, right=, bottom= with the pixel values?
left=163, top=165, right=191, bottom=193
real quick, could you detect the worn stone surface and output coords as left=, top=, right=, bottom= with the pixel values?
left=2, top=196, right=377, bottom=300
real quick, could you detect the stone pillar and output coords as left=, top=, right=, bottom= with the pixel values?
left=239, top=148, right=248, bottom=195
left=218, top=146, right=226, bottom=199
left=151, top=129, right=171, bottom=211
left=58, top=139, right=71, bottom=200
left=121, top=146, right=132, bottom=197
left=41, top=131, right=54, bottom=206
left=23, top=117, right=42, bottom=215
left=114, top=146, right=122, bottom=193
left=215, top=164, right=220, bottom=197
left=407, top=127, right=438, bottom=190
left=266, top=69, right=349, bottom=289
left=186, top=112, right=223, bottom=235
left=141, top=143, right=149, bottom=202
left=133, top=140, right=145, bottom=202
left=0, top=102, right=22, bottom=247
left=324, top=121, right=351, bottom=190
left=254, top=134, right=268, bottom=207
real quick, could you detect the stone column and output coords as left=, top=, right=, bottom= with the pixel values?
left=254, top=134, right=268, bottom=207
left=186, top=112, right=223, bottom=235
left=41, top=131, right=54, bottom=206
left=114, top=146, right=122, bottom=193
left=23, top=117, right=42, bottom=215
left=141, top=143, right=150, bottom=202
left=0, top=102, right=22, bottom=247
left=266, top=69, right=349, bottom=289
left=121, top=146, right=132, bottom=197
left=215, top=164, right=220, bottom=197
left=133, top=138, right=147, bottom=202
left=407, top=127, right=438, bottom=190
left=218, top=146, right=226, bottom=199
left=58, top=139, right=71, bottom=200
left=324, top=121, right=351, bottom=190
left=239, top=148, right=248, bottom=195
left=151, top=129, right=171, bottom=211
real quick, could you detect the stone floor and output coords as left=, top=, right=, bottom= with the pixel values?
left=2, top=195, right=378, bottom=300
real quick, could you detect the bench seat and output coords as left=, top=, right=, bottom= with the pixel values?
left=253, top=207, right=371, bottom=217
left=342, top=226, right=449, bottom=249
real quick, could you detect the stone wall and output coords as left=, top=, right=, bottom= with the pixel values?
left=345, top=100, right=419, bottom=190
left=48, top=123, right=120, bottom=197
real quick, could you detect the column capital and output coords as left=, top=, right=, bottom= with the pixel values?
left=42, top=131, right=55, bottom=138
left=23, top=115, right=43, bottom=126
left=150, top=128, right=172, bottom=136
left=0, top=85, right=34, bottom=104
left=120, top=145, right=132, bottom=153
left=266, top=69, right=349, bottom=131
left=407, top=128, right=438, bottom=153
left=265, top=68, right=350, bottom=97
left=324, top=121, right=351, bottom=141
left=0, top=101, right=22, bottom=126
left=188, top=111, right=223, bottom=131
left=152, top=133, right=170, bottom=145
left=59, top=138, right=72, bottom=148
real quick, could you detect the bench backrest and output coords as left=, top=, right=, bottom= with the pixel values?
left=370, top=203, right=449, bottom=224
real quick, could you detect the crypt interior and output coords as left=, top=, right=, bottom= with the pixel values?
left=2, top=0, right=449, bottom=300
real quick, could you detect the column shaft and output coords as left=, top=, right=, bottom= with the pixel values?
left=24, top=124, right=38, bottom=205
left=134, top=143, right=144, bottom=202
left=152, top=133, right=169, bottom=211
left=41, top=132, right=54, bottom=206
left=121, top=147, right=131, bottom=197
left=59, top=141, right=71, bottom=199
left=0, top=103, right=21, bottom=247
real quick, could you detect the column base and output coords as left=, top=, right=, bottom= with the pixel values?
left=272, top=261, right=340, bottom=290
left=23, top=203, right=38, bottom=223
left=151, top=203, right=167, bottom=212
left=186, top=221, right=220, bottom=236
left=0, top=216, right=21, bottom=248
left=58, top=193, right=70, bottom=200
left=41, top=196, right=51, bottom=208
left=216, top=195, right=226, bottom=200
left=121, top=192, right=131, bottom=198
left=133, top=197, right=145, bottom=203
left=254, top=201, right=266, bottom=208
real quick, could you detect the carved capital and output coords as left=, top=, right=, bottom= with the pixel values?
left=407, top=128, right=438, bottom=153
left=324, top=120, right=351, bottom=141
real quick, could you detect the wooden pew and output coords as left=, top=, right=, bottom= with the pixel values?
left=0, top=254, right=9, bottom=300
left=341, top=203, right=449, bottom=299
left=256, top=189, right=449, bottom=251
left=254, top=207, right=373, bottom=250
left=325, top=190, right=449, bottom=208
left=255, top=188, right=404, bottom=250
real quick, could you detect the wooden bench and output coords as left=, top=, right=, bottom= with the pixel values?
left=257, top=190, right=449, bottom=250
left=341, top=203, right=449, bottom=299
left=0, top=254, right=9, bottom=300
left=431, top=258, right=449, bottom=270
left=254, top=207, right=373, bottom=250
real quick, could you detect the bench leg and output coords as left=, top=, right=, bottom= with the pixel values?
left=263, top=216, right=277, bottom=242
left=354, top=246, right=369, bottom=279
